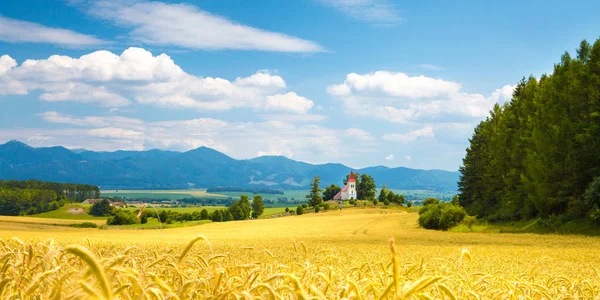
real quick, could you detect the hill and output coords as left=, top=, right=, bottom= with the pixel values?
left=0, top=140, right=459, bottom=191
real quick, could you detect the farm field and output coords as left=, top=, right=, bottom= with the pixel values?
left=1, top=208, right=599, bottom=298
left=101, top=189, right=228, bottom=199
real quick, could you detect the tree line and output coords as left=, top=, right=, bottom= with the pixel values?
left=459, top=38, right=600, bottom=224
left=0, top=180, right=100, bottom=216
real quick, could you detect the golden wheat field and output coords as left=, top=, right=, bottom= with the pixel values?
left=1, top=208, right=599, bottom=299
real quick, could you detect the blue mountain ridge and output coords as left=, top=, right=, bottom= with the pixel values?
left=0, top=140, right=459, bottom=191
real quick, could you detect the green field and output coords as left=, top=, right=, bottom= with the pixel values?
left=32, top=203, right=106, bottom=221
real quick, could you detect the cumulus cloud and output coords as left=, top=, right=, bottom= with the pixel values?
left=265, top=92, right=315, bottom=114
left=328, top=71, right=514, bottom=123
left=318, top=0, right=401, bottom=26
left=0, top=16, right=106, bottom=47
left=385, top=154, right=394, bottom=160
left=23, top=112, right=376, bottom=165
left=382, top=126, right=435, bottom=143
left=85, top=1, right=323, bottom=52
left=0, top=47, right=313, bottom=112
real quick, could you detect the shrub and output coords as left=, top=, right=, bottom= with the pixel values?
left=296, top=204, right=304, bottom=215
left=315, top=205, right=320, bottom=213
left=462, top=215, right=477, bottom=231
left=302, top=203, right=308, bottom=208
left=423, top=198, right=440, bottom=206
left=585, top=177, right=600, bottom=208
left=107, top=210, right=139, bottom=225
left=418, top=204, right=442, bottom=229
left=285, top=207, right=289, bottom=213
left=383, top=199, right=390, bottom=206
left=89, top=199, right=112, bottom=216
left=537, top=214, right=562, bottom=232
left=418, top=203, right=467, bottom=230
left=69, top=222, right=98, bottom=228
left=438, top=205, right=467, bottom=230
left=323, top=203, right=330, bottom=211
left=407, top=201, right=413, bottom=208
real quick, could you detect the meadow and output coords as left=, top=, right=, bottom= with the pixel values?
left=1, top=207, right=599, bottom=299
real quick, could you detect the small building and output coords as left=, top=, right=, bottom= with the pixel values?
left=110, top=201, right=126, bottom=207
left=333, top=171, right=357, bottom=200
left=82, top=199, right=101, bottom=205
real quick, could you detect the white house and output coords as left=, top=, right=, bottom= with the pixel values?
left=333, top=171, right=357, bottom=200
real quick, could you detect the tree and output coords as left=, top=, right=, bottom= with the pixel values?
left=107, top=209, right=138, bottom=225
left=252, top=195, right=264, bottom=219
left=89, top=199, right=112, bottom=217
left=229, top=195, right=251, bottom=220
left=397, top=194, right=406, bottom=205
left=212, top=210, right=223, bottom=222
left=200, top=209, right=209, bottom=220
left=407, top=201, right=413, bottom=208
left=323, top=184, right=341, bottom=201
left=378, top=184, right=388, bottom=203
left=358, top=174, right=377, bottom=200
left=386, top=190, right=395, bottom=204
left=296, top=204, right=304, bottom=215
left=306, top=176, right=323, bottom=207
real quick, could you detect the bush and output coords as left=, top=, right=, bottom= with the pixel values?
left=383, top=199, right=390, bottom=206
left=407, top=201, right=413, bottom=208
left=423, top=198, right=440, bottom=206
left=314, top=205, right=320, bottom=213
left=462, top=215, right=477, bottom=231
left=585, top=177, right=600, bottom=208
left=89, top=199, right=112, bottom=216
left=418, top=203, right=467, bottom=230
left=438, top=205, right=467, bottom=230
left=323, top=203, right=330, bottom=211
left=69, top=222, right=98, bottom=228
left=537, top=214, right=562, bottom=232
left=296, top=204, right=304, bottom=215
left=107, top=210, right=138, bottom=225
left=302, top=203, right=308, bottom=208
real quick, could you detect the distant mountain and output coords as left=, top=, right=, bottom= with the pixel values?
left=0, top=141, right=459, bottom=191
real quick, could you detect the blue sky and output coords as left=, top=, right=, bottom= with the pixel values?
left=1, top=0, right=599, bottom=171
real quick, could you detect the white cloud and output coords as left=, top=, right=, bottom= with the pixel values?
left=0, top=16, right=105, bottom=46
left=86, top=1, right=324, bottom=52
left=0, top=55, right=17, bottom=75
left=405, top=156, right=411, bottom=161
left=345, top=128, right=374, bottom=141
left=488, top=85, right=515, bottom=104
left=385, top=154, right=394, bottom=160
left=88, top=127, right=144, bottom=139
left=265, top=92, right=315, bottom=114
left=383, top=126, right=435, bottom=143
left=38, top=111, right=144, bottom=128
left=0, top=48, right=312, bottom=111
left=318, top=0, right=401, bottom=26
left=328, top=71, right=514, bottom=124
left=420, top=64, right=445, bottom=71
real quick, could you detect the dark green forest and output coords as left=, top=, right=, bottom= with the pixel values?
left=0, top=180, right=100, bottom=216
left=459, top=39, right=600, bottom=223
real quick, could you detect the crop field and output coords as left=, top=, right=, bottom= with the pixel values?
left=101, top=189, right=228, bottom=200
left=1, top=208, right=599, bottom=299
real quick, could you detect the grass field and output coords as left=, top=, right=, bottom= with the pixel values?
left=1, top=207, right=599, bottom=298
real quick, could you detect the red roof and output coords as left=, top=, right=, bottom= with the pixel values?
left=348, top=171, right=356, bottom=183
left=333, top=184, right=348, bottom=200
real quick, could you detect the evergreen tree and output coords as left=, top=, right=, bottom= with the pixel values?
left=306, top=176, right=322, bottom=207
left=252, top=195, right=264, bottom=219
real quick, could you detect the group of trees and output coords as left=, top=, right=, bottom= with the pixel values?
left=0, top=180, right=99, bottom=201
left=0, top=180, right=100, bottom=216
left=459, top=39, right=600, bottom=223
left=377, top=184, right=406, bottom=206
left=155, top=195, right=266, bottom=224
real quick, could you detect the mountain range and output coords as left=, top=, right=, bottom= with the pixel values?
left=0, top=140, right=459, bottom=191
